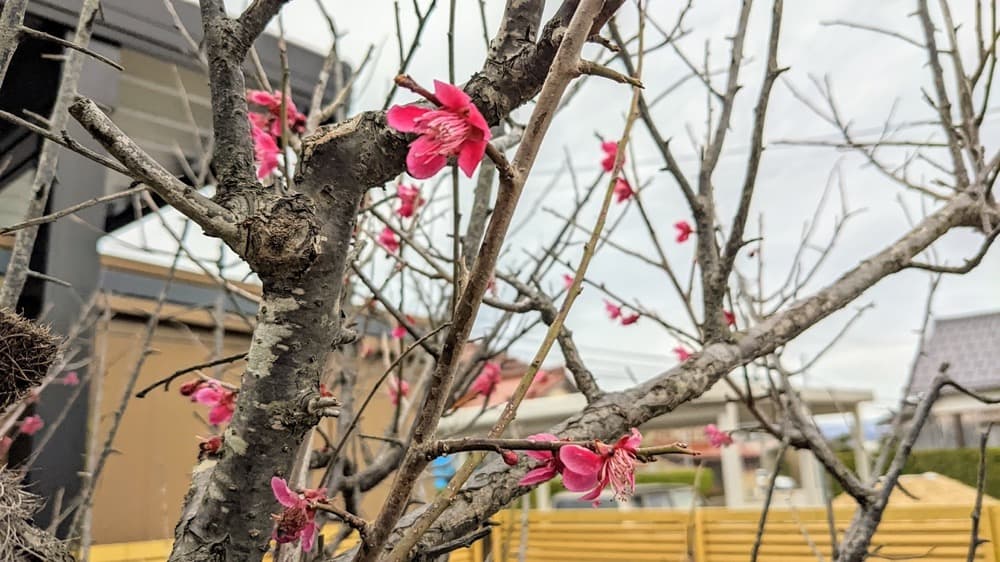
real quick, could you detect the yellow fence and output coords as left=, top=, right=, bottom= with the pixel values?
left=91, top=505, right=998, bottom=561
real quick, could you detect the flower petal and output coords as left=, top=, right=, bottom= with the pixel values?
left=616, top=428, right=642, bottom=452
left=433, top=80, right=471, bottom=109
left=561, top=467, right=599, bottom=492
left=387, top=104, right=430, bottom=133
left=406, top=150, right=447, bottom=179
left=271, top=477, right=299, bottom=508
left=193, top=386, right=222, bottom=406
left=518, top=466, right=558, bottom=486
left=208, top=404, right=233, bottom=425
left=457, top=139, right=488, bottom=178
left=559, top=445, right=603, bottom=475
left=300, top=521, right=317, bottom=552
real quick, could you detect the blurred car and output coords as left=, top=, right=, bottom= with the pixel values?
left=551, top=483, right=704, bottom=510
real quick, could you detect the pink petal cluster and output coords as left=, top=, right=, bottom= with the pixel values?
left=613, top=177, right=634, bottom=203
left=518, top=433, right=564, bottom=486
left=390, top=324, right=407, bottom=340
left=18, top=414, right=44, bottom=436
left=600, top=140, right=623, bottom=172
left=470, top=361, right=502, bottom=396
left=723, top=309, right=736, bottom=327
left=704, top=423, right=734, bottom=448
left=193, top=383, right=236, bottom=425
left=673, top=346, right=692, bottom=362
left=605, top=300, right=639, bottom=326
left=674, top=220, right=693, bottom=243
left=562, top=273, right=575, bottom=289
left=387, top=377, right=410, bottom=406
left=379, top=226, right=400, bottom=254
left=60, top=371, right=80, bottom=386
left=247, top=89, right=306, bottom=137
left=246, top=90, right=306, bottom=179
left=560, top=428, right=643, bottom=504
left=251, top=125, right=280, bottom=179
left=396, top=183, right=425, bottom=218
left=387, top=80, right=491, bottom=179
left=271, top=477, right=327, bottom=552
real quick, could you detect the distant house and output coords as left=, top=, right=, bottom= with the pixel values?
left=908, top=311, right=1000, bottom=448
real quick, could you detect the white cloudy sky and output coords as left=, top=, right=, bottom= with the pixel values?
left=154, top=0, right=998, bottom=414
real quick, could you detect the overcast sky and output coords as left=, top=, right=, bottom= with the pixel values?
left=154, top=1, right=999, bottom=414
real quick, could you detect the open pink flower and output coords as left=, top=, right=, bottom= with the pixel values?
left=378, top=226, right=400, bottom=253
left=60, top=371, right=80, bottom=386
left=604, top=300, right=622, bottom=320
left=387, top=80, right=491, bottom=179
left=470, top=361, right=502, bottom=396
left=390, top=324, right=407, bottom=340
left=271, top=477, right=327, bottom=552
left=613, top=177, right=634, bottom=203
left=518, top=433, right=563, bottom=486
left=387, top=377, right=410, bottom=406
left=251, top=123, right=281, bottom=179
left=396, top=183, right=425, bottom=218
left=704, top=423, right=733, bottom=448
left=193, top=383, right=236, bottom=425
left=673, top=346, right=691, bottom=362
left=247, top=89, right=306, bottom=135
left=18, top=415, right=44, bottom=436
left=559, top=428, right=642, bottom=503
left=724, top=310, right=736, bottom=327
left=600, top=140, right=622, bottom=172
left=674, top=220, right=693, bottom=243
left=620, top=312, right=640, bottom=326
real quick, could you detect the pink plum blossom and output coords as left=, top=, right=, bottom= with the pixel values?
left=251, top=123, right=280, bottom=179
left=673, top=346, right=692, bottom=362
left=604, top=300, right=622, bottom=320
left=613, top=177, right=634, bottom=203
left=620, top=312, right=640, bottom=326
left=379, top=226, right=400, bottom=253
left=387, top=377, right=410, bottom=406
left=396, top=183, right=425, bottom=218
left=600, top=140, right=622, bottom=172
left=390, top=324, right=407, bottom=340
left=470, top=361, right=502, bottom=396
left=518, top=433, right=563, bottom=486
left=193, top=383, right=236, bottom=425
left=674, top=220, right=693, bottom=243
left=704, top=423, right=734, bottom=448
left=562, top=273, right=574, bottom=289
left=559, top=428, right=642, bottom=503
left=387, top=80, right=491, bottom=179
left=270, top=477, right=327, bottom=552
left=247, top=89, right=306, bottom=135
left=724, top=310, right=736, bottom=327
left=18, top=415, right=44, bottom=436
left=60, top=371, right=80, bottom=386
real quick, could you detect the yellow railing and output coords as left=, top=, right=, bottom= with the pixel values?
left=90, top=505, right=999, bottom=561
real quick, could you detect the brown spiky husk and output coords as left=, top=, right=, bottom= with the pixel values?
left=0, top=468, right=75, bottom=561
left=0, top=308, right=61, bottom=409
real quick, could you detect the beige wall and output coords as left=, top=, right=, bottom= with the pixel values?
left=90, top=316, right=420, bottom=544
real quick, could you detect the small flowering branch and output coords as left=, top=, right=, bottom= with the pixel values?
left=310, top=501, right=371, bottom=542
left=425, top=437, right=697, bottom=460
left=380, top=4, right=645, bottom=560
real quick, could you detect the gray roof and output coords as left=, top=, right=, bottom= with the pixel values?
left=909, top=311, right=1000, bottom=394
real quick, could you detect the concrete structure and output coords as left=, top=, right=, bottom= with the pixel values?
left=439, top=382, right=873, bottom=508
